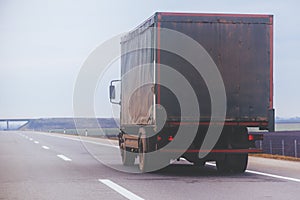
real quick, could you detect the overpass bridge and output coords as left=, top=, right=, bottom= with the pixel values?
left=0, top=119, right=31, bottom=130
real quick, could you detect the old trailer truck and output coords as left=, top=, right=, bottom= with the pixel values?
left=109, top=12, right=274, bottom=173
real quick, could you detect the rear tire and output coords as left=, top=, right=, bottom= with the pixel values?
left=216, top=153, right=248, bottom=173
left=217, top=126, right=249, bottom=173
left=120, top=140, right=135, bottom=166
left=138, top=135, right=149, bottom=172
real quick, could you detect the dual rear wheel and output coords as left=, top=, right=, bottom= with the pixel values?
left=121, top=126, right=250, bottom=173
left=138, top=134, right=170, bottom=172
left=216, top=127, right=249, bottom=173
left=216, top=153, right=248, bottom=173
left=120, top=134, right=156, bottom=172
left=120, top=136, right=135, bottom=166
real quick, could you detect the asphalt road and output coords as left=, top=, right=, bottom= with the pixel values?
left=1, top=131, right=300, bottom=200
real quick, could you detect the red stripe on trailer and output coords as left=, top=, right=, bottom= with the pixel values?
left=159, top=12, right=270, bottom=18
left=157, top=14, right=161, bottom=105
left=269, top=16, right=274, bottom=109
left=167, top=121, right=268, bottom=127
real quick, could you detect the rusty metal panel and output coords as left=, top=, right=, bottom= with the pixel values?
left=121, top=12, right=273, bottom=127
left=156, top=13, right=273, bottom=124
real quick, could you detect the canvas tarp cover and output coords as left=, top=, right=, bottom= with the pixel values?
left=121, top=28, right=155, bottom=125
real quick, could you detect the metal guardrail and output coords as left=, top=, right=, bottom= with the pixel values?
left=256, top=132, right=300, bottom=158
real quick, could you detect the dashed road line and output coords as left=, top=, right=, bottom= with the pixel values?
left=99, top=179, right=144, bottom=200
left=57, top=154, right=72, bottom=161
left=32, top=132, right=118, bottom=149
left=31, top=131, right=300, bottom=183
left=42, top=146, right=50, bottom=150
left=34, top=141, right=39, bottom=144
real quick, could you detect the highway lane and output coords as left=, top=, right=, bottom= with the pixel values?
left=1, top=131, right=300, bottom=200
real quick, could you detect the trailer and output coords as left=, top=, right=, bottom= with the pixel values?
left=109, top=12, right=274, bottom=173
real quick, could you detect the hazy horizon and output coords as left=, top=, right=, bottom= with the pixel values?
left=1, top=0, right=300, bottom=119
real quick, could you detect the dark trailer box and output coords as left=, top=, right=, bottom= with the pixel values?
left=120, top=12, right=274, bottom=131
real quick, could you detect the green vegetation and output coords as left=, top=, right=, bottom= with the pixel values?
left=250, top=154, right=300, bottom=162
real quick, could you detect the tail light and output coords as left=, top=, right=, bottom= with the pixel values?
left=168, top=136, right=173, bottom=141
left=248, top=134, right=254, bottom=141
left=248, top=134, right=263, bottom=141
left=157, top=135, right=162, bottom=141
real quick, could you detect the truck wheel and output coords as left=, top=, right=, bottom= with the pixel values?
left=138, top=134, right=160, bottom=172
left=138, top=136, right=149, bottom=172
left=138, top=133, right=170, bottom=172
left=230, top=153, right=248, bottom=173
left=217, top=153, right=248, bottom=173
left=120, top=143, right=135, bottom=166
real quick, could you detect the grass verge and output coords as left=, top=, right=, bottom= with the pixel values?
left=250, top=153, right=300, bottom=162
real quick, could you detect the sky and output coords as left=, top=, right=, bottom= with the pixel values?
left=0, top=0, right=299, bottom=119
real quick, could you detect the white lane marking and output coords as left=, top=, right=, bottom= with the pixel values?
left=206, top=162, right=300, bottom=183
left=78, top=139, right=118, bottom=149
left=42, top=146, right=50, bottom=150
left=32, top=132, right=118, bottom=149
left=16, top=131, right=300, bottom=184
left=99, top=179, right=144, bottom=200
left=246, top=170, right=300, bottom=183
left=34, top=141, right=39, bottom=144
left=57, top=154, right=72, bottom=161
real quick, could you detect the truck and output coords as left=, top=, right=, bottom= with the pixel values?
left=109, top=12, right=274, bottom=173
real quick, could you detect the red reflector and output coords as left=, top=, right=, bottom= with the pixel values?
left=248, top=134, right=254, bottom=141
left=168, top=136, right=173, bottom=141
left=157, top=136, right=162, bottom=141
